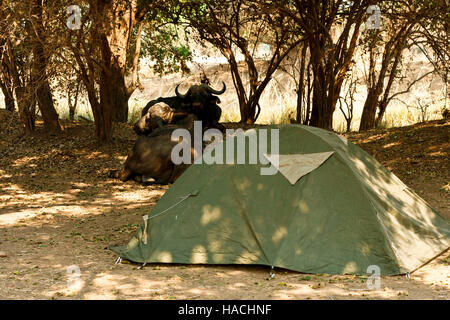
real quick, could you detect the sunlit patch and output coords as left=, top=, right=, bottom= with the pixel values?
left=337, top=135, right=348, bottom=146
left=84, top=151, right=104, bottom=160
left=187, top=288, right=203, bottom=294
left=212, top=254, right=225, bottom=263
left=12, top=156, right=41, bottom=167
left=200, top=205, right=221, bottom=225
left=359, top=243, right=371, bottom=256
left=191, top=245, right=207, bottom=263
left=295, top=200, right=309, bottom=213
left=0, top=211, right=38, bottom=226
left=272, top=227, right=288, bottom=244
left=66, top=278, right=85, bottom=294
left=235, top=178, right=251, bottom=192
left=207, top=240, right=223, bottom=252
left=235, top=252, right=258, bottom=264
left=342, top=262, right=358, bottom=274
left=157, top=251, right=173, bottom=263
left=383, top=142, right=400, bottom=149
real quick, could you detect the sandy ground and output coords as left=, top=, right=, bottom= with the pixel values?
left=0, top=111, right=448, bottom=300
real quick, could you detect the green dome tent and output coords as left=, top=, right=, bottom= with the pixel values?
left=111, top=125, right=450, bottom=275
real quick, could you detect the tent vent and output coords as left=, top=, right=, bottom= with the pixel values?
left=263, top=152, right=334, bottom=185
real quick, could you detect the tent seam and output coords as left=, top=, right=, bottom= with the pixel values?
left=229, top=175, right=272, bottom=266
left=299, top=125, right=403, bottom=273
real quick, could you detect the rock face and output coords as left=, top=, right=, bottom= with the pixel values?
left=0, top=251, right=7, bottom=258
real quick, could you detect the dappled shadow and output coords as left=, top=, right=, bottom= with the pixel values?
left=112, top=123, right=449, bottom=278
left=345, top=119, right=449, bottom=218
left=0, top=112, right=448, bottom=299
left=0, top=112, right=172, bottom=220
left=0, top=199, right=448, bottom=299
left=0, top=116, right=135, bottom=194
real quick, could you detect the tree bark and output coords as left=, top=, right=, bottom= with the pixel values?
left=98, top=0, right=142, bottom=123
left=0, top=80, right=14, bottom=111
left=359, top=89, right=379, bottom=130
left=108, top=65, right=130, bottom=122
left=296, top=44, right=307, bottom=124
left=15, top=85, right=36, bottom=134
left=68, top=80, right=81, bottom=121
left=30, top=0, right=62, bottom=134
left=4, top=39, right=35, bottom=133
left=310, top=82, right=334, bottom=129
left=309, top=45, right=334, bottom=130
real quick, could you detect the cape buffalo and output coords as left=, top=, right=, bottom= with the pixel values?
left=110, top=115, right=202, bottom=185
left=135, top=82, right=226, bottom=135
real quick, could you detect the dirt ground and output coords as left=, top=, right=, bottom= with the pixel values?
left=0, top=110, right=448, bottom=300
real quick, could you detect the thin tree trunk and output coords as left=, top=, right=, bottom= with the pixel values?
left=15, top=85, right=36, bottom=133
left=296, top=45, right=307, bottom=123
left=226, top=51, right=248, bottom=123
left=5, top=39, right=35, bottom=132
left=31, top=0, right=62, bottom=134
left=97, top=71, right=113, bottom=143
left=68, top=79, right=81, bottom=121
left=310, top=59, right=334, bottom=130
left=360, top=89, right=379, bottom=130
left=360, top=26, right=410, bottom=131
left=303, top=61, right=312, bottom=125
left=0, top=80, right=14, bottom=111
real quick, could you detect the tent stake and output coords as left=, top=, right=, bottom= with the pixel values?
left=137, top=262, right=147, bottom=270
left=269, top=266, right=275, bottom=279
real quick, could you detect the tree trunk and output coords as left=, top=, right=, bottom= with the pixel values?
left=0, top=80, right=14, bottom=111
left=359, top=41, right=384, bottom=131
left=35, top=81, right=61, bottom=134
left=359, top=89, right=379, bottom=130
left=226, top=52, right=249, bottom=123
left=375, top=100, right=387, bottom=128
left=15, top=86, right=36, bottom=133
left=109, top=64, right=130, bottom=122
left=31, top=0, right=62, bottom=134
left=303, top=62, right=312, bottom=125
left=96, top=32, right=115, bottom=143
left=97, top=71, right=114, bottom=143
left=98, top=0, right=141, bottom=123
left=309, top=64, right=334, bottom=130
left=68, top=80, right=80, bottom=121
left=1, top=40, right=15, bottom=112
left=296, top=45, right=307, bottom=124
left=5, top=39, right=35, bottom=133
left=308, top=40, right=334, bottom=131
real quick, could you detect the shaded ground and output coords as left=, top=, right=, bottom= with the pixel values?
left=0, top=110, right=448, bottom=300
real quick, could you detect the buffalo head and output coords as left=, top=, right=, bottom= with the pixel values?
left=133, top=102, right=188, bottom=136
left=175, top=82, right=226, bottom=113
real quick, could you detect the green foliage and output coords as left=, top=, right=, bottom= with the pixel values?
left=128, top=3, right=193, bottom=76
